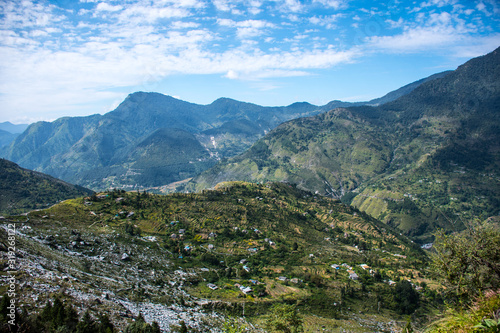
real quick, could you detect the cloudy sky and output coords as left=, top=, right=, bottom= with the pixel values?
left=0, top=0, right=499, bottom=124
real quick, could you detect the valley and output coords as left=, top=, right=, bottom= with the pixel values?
left=186, top=46, right=500, bottom=243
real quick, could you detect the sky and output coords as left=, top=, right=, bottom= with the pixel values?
left=0, top=0, right=499, bottom=124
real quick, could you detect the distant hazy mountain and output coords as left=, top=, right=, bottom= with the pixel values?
left=0, top=94, right=320, bottom=190
left=0, top=72, right=442, bottom=191
left=0, top=122, right=30, bottom=148
left=0, top=121, right=29, bottom=134
left=0, top=158, right=93, bottom=215
left=188, top=47, right=500, bottom=243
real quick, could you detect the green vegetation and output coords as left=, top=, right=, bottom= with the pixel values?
left=426, top=219, right=500, bottom=332
left=0, top=158, right=93, bottom=215
left=0, top=296, right=115, bottom=333
left=188, top=47, right=500, bottom=243
left=3, top=182, right=499, bottom=331
left=264, top=303, right=303, bottom=333
left=431, top=220, right=500, bottom=304
left=1, top=182, right=443, bottom=332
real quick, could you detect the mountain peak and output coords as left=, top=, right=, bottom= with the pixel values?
left=287, top=101, right=316, bottom=108
left=210, top=97, right=252, bottom=107
left=126, top=91, right=183, bottom=102
left=0, top=121, right=29, bottom=134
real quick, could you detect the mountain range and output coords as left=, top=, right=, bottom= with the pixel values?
left=186, top=46, right=500, bottom=243
left=1, top=48, right=498, bottom=244
left=0, top=72, right=447, bottom=191
left=0, top=47, right=498, bottom=333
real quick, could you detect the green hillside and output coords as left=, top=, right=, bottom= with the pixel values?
left=1, top=182, right=441, bottom=332
left=187, top=47, right=500, bottom=243
left=0, top=158, right=93, bottom=215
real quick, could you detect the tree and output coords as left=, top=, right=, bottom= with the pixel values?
left=124, top=313, right=161, bottom=333
left=76, top=311, right=98, bottom=333
left=178, top=320, right=188, bottom=333
left=151, top=322, right=161, bottom=333
left=97, top=314, right=115, bottom=333
left=401, top=317, right=414, bottom=333
left=265, top=304, right=303, bottom=333
left=431, top=220, right=500, bottom=304
left=393, top=280, right=420, bottom=315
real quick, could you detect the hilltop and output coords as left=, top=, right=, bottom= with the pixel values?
left=0, top=122, right=29, bottom=148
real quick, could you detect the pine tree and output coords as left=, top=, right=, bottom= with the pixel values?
left=98, top=314, right=115, bottom=333
left=76, top=311, right=97, bottom=333
left=179, top=320, right=188, bottom=333
left=0, top=294, right=11, bottom=323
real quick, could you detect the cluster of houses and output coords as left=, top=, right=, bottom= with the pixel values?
left=277, top=276, right=302, bottom=284
left=206, top=281, right=255, bottom=295
left=235, top=284, right=253, bottom=294
left=330, top=263, right=376, bottom=281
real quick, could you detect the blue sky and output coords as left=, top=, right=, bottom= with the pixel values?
left=0, top=0, right=499, bottom=124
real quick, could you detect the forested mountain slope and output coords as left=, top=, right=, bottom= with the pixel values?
left=0, top=158, right=93, bottom=215
left=187, top=47, right=500, bottom=243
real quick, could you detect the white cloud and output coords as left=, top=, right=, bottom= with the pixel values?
left=421, top=0, right=458, bottom=8
left=312, top=0, right=348, bottom=10
left=309, top=14, right=343, bottom=29
left=366, top=23, right=500, bottom=57
left=279, top=0, right=303, bottom=13
left=366, top=26, right=462, bottom=52
left=0, top=0, right=499, bottom=121
left=171, top=21, right=200, bottom=29
left=450, top=34, right=500, bottom=57
left=212, top=0, right=232, bottom=12
left=95, top=3, right=123, bottom=12
left=217, top=19, right=275, bottom=38
left=386, top=17, right=404, bottom=29
left=118, top=5, right=191, bottom=23
left=211, top=47, right=358, bottom=77
left=225, top=70, right=239, bottom=79
left=0, top=1, right=65, bottom=29
left=366, top=4, right=490, bottom=54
